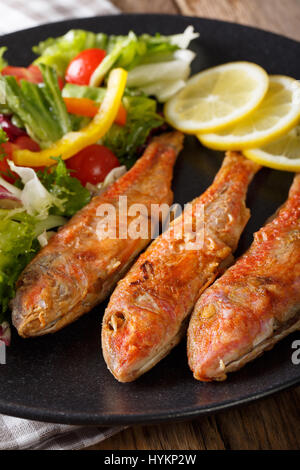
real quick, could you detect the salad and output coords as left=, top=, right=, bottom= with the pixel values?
left=0, top=26, right=198, bottom=342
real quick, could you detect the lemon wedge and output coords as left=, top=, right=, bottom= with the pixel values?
left=199, top=75, right=300, bottom=150
left=164, top=61, right=269, bottom=133
left=243, top=125, right=300, bottom=171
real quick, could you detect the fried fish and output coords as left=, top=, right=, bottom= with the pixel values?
left=12, top=132, right=184, bottom=337
left=188, top=173, right=300, bottom=381
left=102, top=151, right=260, bottom=382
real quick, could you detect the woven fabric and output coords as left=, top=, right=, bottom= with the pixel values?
left=0, top=0, right=119, bottom=34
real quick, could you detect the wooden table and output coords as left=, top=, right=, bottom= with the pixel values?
left=90, top=0, right=300, bottom=450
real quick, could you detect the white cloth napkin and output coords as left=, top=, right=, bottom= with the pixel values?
left=0, top=414, right=125, bottom=450
left=0, top=0, right=120, bottom=34
left=0, top=0, right=125, bottom=450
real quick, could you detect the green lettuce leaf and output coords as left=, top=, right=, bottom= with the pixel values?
left=1, top=64, right=72, bottom=148
left=90, top=27, right=199, bottom=86
left=103, top=95, right=164, bottom=166
left=0, top=210, right=39, bottom=315
left=62, top=83, right=107, bottom=102
left=37, top=158, right=91, bottom=217
left=33, top=29, right=108, bottom=76
left=0, top=47, right=8, bottom=72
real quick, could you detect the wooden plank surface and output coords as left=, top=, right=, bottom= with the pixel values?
left=175, top=0, right=300, bottom=41
left=90, top=0, right=300, bottom=450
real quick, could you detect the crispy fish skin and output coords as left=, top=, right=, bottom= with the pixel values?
left=12, top=132, right=184, bottom=337
left=188, top=174, right=300, bottom=382
left=102, top=152, right=260, bottom=382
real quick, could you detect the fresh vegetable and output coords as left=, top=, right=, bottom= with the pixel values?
left=0, top=210, right=39, bottom=316
left=62, top=83, right=164, bottom=165
left=89, top=27, right=198, bottom=102
left=0, top=136, right=40, bottom=183
left=6, top=160, right=64, bottom=219
left=65, top=48, right=106, bottom=85
left=63, top=83, right=127, bottom=124
left=0, top=114, right=26, bottom=141
left=2, top=64, right=43, bottom=84
left=62, top=82, right=107, bottom=101
left=0, top=47, right=8, bottom=72
left=37, top=157, right=91, bottom=217
left=89, top=27, right=198, bottom=86
left=66, top=144, right=120, bottom=186
left=0, top=126, right=8, bottom=148
left=63, top=97, right=127, bottom=125
left=1, top=64, right=71, bottom=148
left=33, top=29, right=108, bottom=76
left=14, top=135, right=40, bottom=152
left=126, top=50, right=195, bottom=86
left=103, top=95, right=164, bottom=165
left=1, top=64, right=64, bottom=89
left=0, top=148, right=16, bottom=183
left=12, top=68, right=128, bottom=167
left=33, top=27, right=199, bottom=101
left=0, top=128, right=14, bottom=182
left=64, top=96, right=99, bottom=117
left=0, top=185, right=21, bottom=209
left=0, top=208, right=65, bottom=317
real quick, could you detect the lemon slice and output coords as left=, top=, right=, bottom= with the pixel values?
left=243, top=125, right=300, bottom=171
left=164, top=61, right=269, bottom=133
left=199, top=75, right=300, bottom=150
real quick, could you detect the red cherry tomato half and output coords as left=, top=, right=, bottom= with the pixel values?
left=66, top=144, right=120, bottom=186
left=65, top=49, right=106, bottom=86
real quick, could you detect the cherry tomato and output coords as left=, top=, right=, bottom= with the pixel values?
left=0, top=137, right=41, bottom=183
left=66, top=144, right=120, bottom=185
left=2, top=65, right=43, bottom=84
left=1, top=64, right=64, bottom=89
left=0, top=142, right=18, bottom=183
left=14, top=135, right=40, bottom=152
left=65, top=49, right=106, bottom=86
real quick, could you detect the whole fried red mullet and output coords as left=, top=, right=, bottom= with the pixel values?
left=188, top=173, right=300, bottom=381
left=102, top=152, right=259, bottom=382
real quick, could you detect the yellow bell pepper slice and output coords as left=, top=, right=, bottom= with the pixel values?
left=13, top=68, right=128, bottom=167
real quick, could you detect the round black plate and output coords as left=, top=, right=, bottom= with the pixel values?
left=0, top=14, right=299, bottom=426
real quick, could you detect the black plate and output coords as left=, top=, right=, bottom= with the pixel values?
left=0, top=14, right=299, bottom=426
